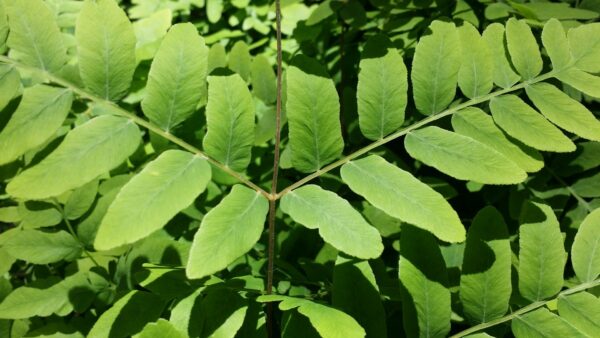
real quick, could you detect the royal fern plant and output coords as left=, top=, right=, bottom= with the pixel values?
left=0, top=0, right=599, bottom=337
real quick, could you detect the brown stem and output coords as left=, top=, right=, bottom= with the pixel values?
left=266, top=0, right=283, bottom=337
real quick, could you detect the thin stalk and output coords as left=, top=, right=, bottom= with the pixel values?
left=0, top=55, right=270, bottom=199
left=275, top=71, right=556, bottom=199
left=450, top=278, right=600, bottom=337
left=54, top=202, right=101, bottom=268
left=266, top=0, right=284, bottom=337
left=546, top=168, right=592, bottom=212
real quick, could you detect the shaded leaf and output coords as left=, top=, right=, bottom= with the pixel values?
left=88, top=291, right=165, bottom=338
left=399, top=225, right=451, bottom=338
left=0, top=85, right=72, bottom=165
left=332, top=255, right=387, bottom=338
left=460, top=207, right=512, bottom=324
left=258, top=295, right=366, bottom=338
left=518, top=202, right=567, bottom=301
left=481, top=23, right=520, bottom=89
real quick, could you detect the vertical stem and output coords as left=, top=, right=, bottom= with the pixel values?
left=266, top=0, right=283, bottom=337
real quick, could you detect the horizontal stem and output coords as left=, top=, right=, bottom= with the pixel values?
left=450, top=278, right=600, bottom=337
left=275, top=71, right=555, bottom=199
left=0, top=56, right=270, bottom=198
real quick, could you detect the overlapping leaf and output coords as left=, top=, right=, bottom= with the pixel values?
left=94, top=150, right=211, bottom=251
left=76, top=0, right=137, bottom=100
left=405, top=126, right=527, bottom=184
left=341, top=155, right=465, bottom=242
left=186, top=185, right=269, bottom=279
left=141, top=23, right=208, bottom=131
left=0, top=85, right=72, bottom=165
left=280, top=184, right=383, bottom=259
left=203, top=73, right=255, bottom=172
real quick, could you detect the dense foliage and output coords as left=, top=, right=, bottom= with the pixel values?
left=0, top=0, right=599, bottom=337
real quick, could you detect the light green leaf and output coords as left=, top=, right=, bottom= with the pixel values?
left=0, top=1, right=7, bottom=52
left=460, top=207, right=512, bottom=324
left=572, top=172, right=600, bottom=198
left=405, top=126, right=527, bottom=185
left=340, top=155, right=464, bottom=242
left=95, top=150, right=211, bottom=251
left=280, top=185, right=383, bottom=259
left=251, top=54, right=276, bottom=104
left=2, top=229, right=81, bottom=264
left=0, top=207, right=19, bottom=223
left=0, top=64, right=20, bottom=112
left=411, top=20, right=459, bottom=115
left=452, top=107, right=543, bottom=173
left=208, top=43, right=227, bottom=74
left=7, top=115, right=141, bottom=200
left=0, top=85, right=72, bottom=165
left=306, top=0, right=335, bottom=26
left=505, top=18, right=542, bottom=80
left=88, top=291, right=165, bottom=338
left=0, top=272, right=91, bottom=319
left=399, top=225, right=451, bottom=338
left=333, top=255, right=386, bottom=338
left=203, top=73, right=255, bottom=172
left=457, top=22, right=493, bottom=99
left=228, top=41, right=251, bottom=82
left=357, top=35, right=407, bottom=140
left=6, top=0, right=67, bottom=73
left=257, top=295, right=366, bottom=338
left=558, top=292, right=600, bottom=338
left=135, top=319, right=185, bottom=338
left=206, top=0, right=223, bottom=23
left=141, top=23, right=208, bottom=131
left=186, top=185, right=269, bottom=279
left=512, top=308, right=585, bottom=338
left=482, top=23, right=520, bottom=89
left=518, top=202, right=567, bottom=301
left=526, top=83, right=600, bottom=142
left=511, top=2, right=598, bottom=21
left=18, top=201, right=61, bottom=229
left=568, top=23, right=600, bottom=73
left=542, top=19, right=571, bottom=70
left=571, top=208, right=600, bottom=282
left=555, top=68, right=600, bottom=99
left=286, top=55, right=343, bottom=173
left=490, top=95, right=576, bottom=153
left=76, top=0, right=137, bottom=100
left=64, top=179, right=98, bottom=220
left=132, top=9, right=172, bottom=62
